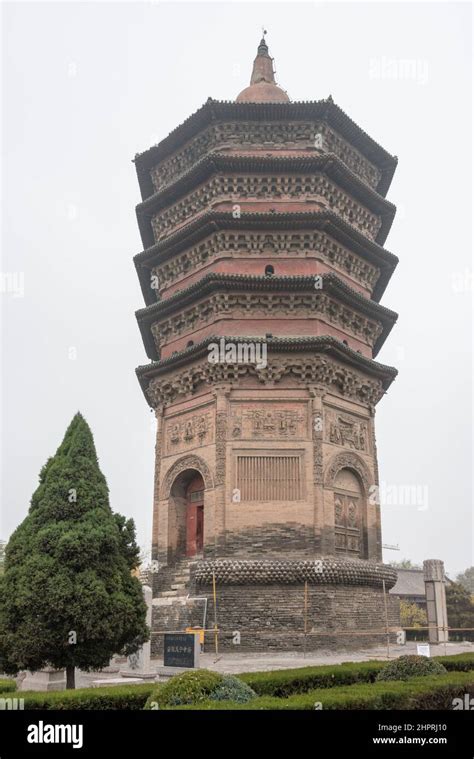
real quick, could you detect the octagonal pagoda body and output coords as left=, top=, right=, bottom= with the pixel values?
left=134, top=39, right=400, bottom=650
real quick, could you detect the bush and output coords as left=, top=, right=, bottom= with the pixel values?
left=376, top=655, right=447, bottom=681
left=10, top=683, right=154, bottom=710
left=173, top=671, right=474, bottom=710
left=145, top=670, right=223, bottom=709
left=209, top=676, right=256, bottom=703
left=0, top=678, right=16, bottom=693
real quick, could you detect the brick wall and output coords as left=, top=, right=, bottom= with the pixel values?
left=151, top=578, right=400, bottom=654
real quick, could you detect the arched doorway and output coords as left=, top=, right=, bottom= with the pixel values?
left=185, top=474, right=205, bottom=557
left=167, top=467, right=206, bottom=562
left=333, top=468, right=365, bottom=558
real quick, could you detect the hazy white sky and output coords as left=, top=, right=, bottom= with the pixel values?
left=1, top=1, right=472, bottom=577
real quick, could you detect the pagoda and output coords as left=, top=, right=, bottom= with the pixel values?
left=134, top=36, right=400, bottom=651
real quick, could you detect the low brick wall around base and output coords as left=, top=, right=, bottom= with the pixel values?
left=197, top=582, right=400, bottom=651
left=151, top=584, right=400, bottom=654
left=150, top=557, right=400, bottom=654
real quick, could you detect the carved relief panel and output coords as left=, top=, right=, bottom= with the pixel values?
left=164, top=409, right=214, bottom=454
left=229, top=403, right=307, bottom=440
left=325, top=409, right=369, bottom=453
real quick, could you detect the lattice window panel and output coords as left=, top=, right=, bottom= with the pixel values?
left=189, top=490, right=204, bottom=502
left=236, top=455, right=302, bottom=501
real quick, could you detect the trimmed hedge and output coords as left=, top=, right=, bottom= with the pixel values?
left=238, top=653, right=474, bottom=697
left=0, top=653, right=471, bottom=709
left=0, top=679, right=16, bottom=694
left=2, top=683, right=155, bottom=710
left=175, top=671, right=474, bottom=710
left=435, top=653, right=474, bottom=672
left=239, top=661, right=385, bottom=697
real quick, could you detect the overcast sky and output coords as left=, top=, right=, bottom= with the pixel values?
left=1, top=1, right=472, bottom=577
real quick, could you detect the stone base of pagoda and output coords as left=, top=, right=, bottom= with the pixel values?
left=151, top=557, right=400, bottom=654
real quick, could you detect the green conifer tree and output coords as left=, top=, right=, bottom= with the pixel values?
left=0, top=413, right=148, bottom=688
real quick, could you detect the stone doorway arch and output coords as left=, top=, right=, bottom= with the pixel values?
left=161, top=455, right=213, bottom=564
left=333, top=468, right=364, bottom=558
left=324, top=452, right=373, bottom=559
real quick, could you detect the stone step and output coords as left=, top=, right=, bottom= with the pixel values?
left=153, top=597, right=188, bottom=607
left=91, top=677, right=147, bottom=688
left=173, top=574, right=190, bottom=582
left=153, top=597, right=173, bottom=607
left=159, top=590, right=178, bottom=598
left=171, top=583, right=186, bottom=590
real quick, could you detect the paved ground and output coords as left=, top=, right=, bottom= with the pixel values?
left=76, top=640, right=474, bottom=687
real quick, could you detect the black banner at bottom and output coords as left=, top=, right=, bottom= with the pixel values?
left=0, top=710, right=472, bottom=757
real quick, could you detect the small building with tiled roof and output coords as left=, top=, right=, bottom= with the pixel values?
left=390, top=569, right=453, bottom=609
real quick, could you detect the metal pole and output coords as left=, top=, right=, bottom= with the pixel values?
left=382, top=579, right=390, bottom=659
left=303, top=581, right=308, bottom=659
left=212, top=572, right=219, bottom=661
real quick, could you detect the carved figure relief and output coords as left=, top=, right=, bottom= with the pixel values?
left=230, top=405, right=306, bottom=440
left=327, top=411, right=368, bottom=452
left=347, top=499, right=358, bottom=528
left=165, top=412, right=213, bottom=453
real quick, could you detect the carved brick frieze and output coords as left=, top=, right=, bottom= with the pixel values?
left=153, top=229, right=380, bottom=296
left=229, top=403, right=307, bottom=440
left=151, top=174, right=381, bottom=242
left=325, top=409, right=370, bottom=453
left=164, top=410, right=213, bottom=454
left=371, top=425, right=380, bottom=485
left=312, top=412, right=324, bottom=485
left=151, top=411, right=163, bottom=561
left=146, top=354, right=385, bottom=408
left=149, top=121, right=382, bottom=193
left=150, top=291, right=383, bottom=350
left=215, top=410, right=227, bottom=486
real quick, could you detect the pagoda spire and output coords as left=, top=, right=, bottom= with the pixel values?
left=250, top=33, right=276, bottom=86
left=236, top=34, right=290, bottom=103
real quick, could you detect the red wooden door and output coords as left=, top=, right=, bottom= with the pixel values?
left=185, top=475, right=204, bottom=557
left=196, top=505, right=204, bottom=552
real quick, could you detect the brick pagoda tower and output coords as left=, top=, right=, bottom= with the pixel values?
left=134, top=36, right=400, bottom=651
